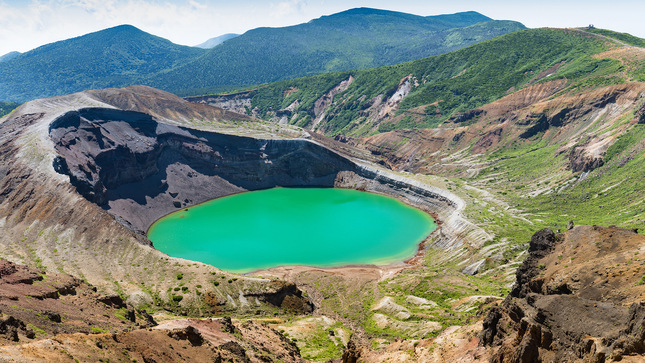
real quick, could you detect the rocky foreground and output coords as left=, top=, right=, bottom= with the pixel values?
left=0, top=259, right=305, bottom=362
left=6, top=224, right=641, bottom=362
left=332, top=225, right=645, bottom=362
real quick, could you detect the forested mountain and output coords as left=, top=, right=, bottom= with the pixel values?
left=0, top=51, right=20, bottom=63
left=154, top=9, right=525, bottom=96
left=0, top=25, right=206, bottom=102
left=0, top=8, right=524, bottom=102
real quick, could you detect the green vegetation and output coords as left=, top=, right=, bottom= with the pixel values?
left=114, top=307, right=129, bottom=321
left=473, top=118, right=645, bottom=235
left=238, top=28, right=616, bottom=137
left=0, top=102, right=20, bottom=117
left=164, top=9, right=524, bottom=96
left=0, top=9, right=524, bottom=102
left=300, top=325, right=345, bottom=361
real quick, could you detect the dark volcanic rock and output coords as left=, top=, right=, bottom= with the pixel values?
left=42, top=311, right=62, bottom=323
left=50, top=108, right=358, bottom=232
left=247, top=280, right=313, bottom=314
left=510, top=228, right=556, bottom=299
left=167, top=326, right=203, bottom=346
left=97, top=294, right=127, bottom=309
left=449, top=109, right=484, bottom=123
left=341, top=340, right=362, bottom=363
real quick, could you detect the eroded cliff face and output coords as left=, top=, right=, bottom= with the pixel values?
left=480, top=226, right=645, bottom=362
left=185, top=90, right=254, bottom=116
left=49, top=107, right=357, bottom=232
left=361, top=82, right=645, bottom=175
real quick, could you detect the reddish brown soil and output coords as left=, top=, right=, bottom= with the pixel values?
left=0, top=260, right=306, bottom=362
left=0, top=259, right=145, bottom=345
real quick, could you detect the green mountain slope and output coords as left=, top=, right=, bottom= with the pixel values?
left=585, top=28, right=645, bottom=47
left=150, top=8, right=525, bottom=95
left=237, top=28, right=619, bottom=137
left=0, top=25, right=206, bottom=102
left=0, top=8, right=523, bottom=103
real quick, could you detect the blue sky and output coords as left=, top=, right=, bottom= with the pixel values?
left=0, top=0, right=643, bottom=56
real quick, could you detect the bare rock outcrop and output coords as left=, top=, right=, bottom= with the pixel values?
left=480, top=225, right=645, bottom=362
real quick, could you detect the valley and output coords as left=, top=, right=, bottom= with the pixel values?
left=1, top=10, right=645, bottom=363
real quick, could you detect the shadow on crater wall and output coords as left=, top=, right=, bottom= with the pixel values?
left=50, top=108, right=358, bottom=233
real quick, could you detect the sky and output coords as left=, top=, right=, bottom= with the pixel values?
left=1, top=0, right=644, bottom=56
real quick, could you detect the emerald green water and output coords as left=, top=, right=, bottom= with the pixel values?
left=148, top=188, right=437, bottom=273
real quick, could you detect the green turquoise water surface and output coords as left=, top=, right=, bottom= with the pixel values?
left=147, top=188, right=437, bottom=273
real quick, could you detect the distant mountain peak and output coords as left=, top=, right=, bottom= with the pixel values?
left=105, top=24, right=141, bottom=32
left=195, top=33, right=239, bottom=49
left=0, top=51, right=21, bottom=63
left=0, top=8, right=524, bottom=102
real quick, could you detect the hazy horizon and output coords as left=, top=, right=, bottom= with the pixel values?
left=0, top=0, right=643, bottom=57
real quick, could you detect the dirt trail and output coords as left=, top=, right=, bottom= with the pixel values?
left=572, top=28, right=645, bottom=49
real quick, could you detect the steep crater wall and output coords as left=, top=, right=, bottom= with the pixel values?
left=49, top=107, right=471, bottom=256
left=49, top=108, right=359, bottom=233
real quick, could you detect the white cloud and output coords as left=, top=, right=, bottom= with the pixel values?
left=188, top=0, right=206, bottom=10
left=270, top=0, right=307, bottom=19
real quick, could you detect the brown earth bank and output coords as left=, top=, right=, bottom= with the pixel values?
left=0, top=258, right=306, bottom=362
left=480, top=225, right=645, bottom=363
left=359, top=82, right=645, bottom=175
left=1, top=317, right=304, bottom=363
left=0, top=259, right=147, bottom=344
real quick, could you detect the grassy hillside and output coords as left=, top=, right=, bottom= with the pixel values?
left=152, top=8, right=525, bottom=95
left=585, top=28, right=645, bottom=47
left=241, top=28, right=618, bottom=137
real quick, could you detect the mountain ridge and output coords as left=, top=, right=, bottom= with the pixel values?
left=0, top=51, right=20, bottom=63
left=156, top=9, right=524, bottom=96
left=0, top=24, right=206, bottom=102
left=0, top=8, right=525, bottom=102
